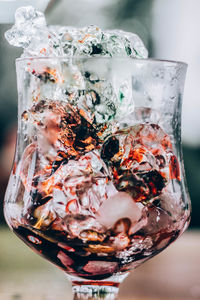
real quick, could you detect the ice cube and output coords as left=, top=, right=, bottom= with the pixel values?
left=103, top=29, right=148, bottom=58
left=5, top=6, right=47, bottom=49
left=142, top=204, right=173, bottom=235
left=52, top=189, right=68, bottom=218
left=101, top=124, right=178, bottom=203
left=83, top=261, right=118, bottom=276
left=57, top=251, right=74, bottom=267
left=33, top=201, right=56, bottom=230
left=15, top=6, right=46, bottom=27
left=64, top=214, right=105, bottom=239
left=116, top=235, right=153, bottom=260
left=5, top=6, right=148, bottom=60
left=29, top=99, right=101, bottom=156
left=123, top=30, right=148, bottom=58
left=96, top=192, right=143, bottom=229
left=61, top=151, right=108, bottom=214
left=110, top=233, right=130, bottom=251
left=157, top=190, right=184, bottom=222
left=57, top=251, right=74, bottom=273
left=20, top=143, right=37, bottom=190
left=5, top=6, right=61, bottom=57
left=21, top=144, right=109, bottom=220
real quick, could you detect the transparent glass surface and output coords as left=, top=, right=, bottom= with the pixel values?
left=4, top=57, right=191, bottom=299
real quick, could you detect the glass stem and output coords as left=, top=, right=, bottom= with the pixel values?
left=72, top=285, right=119, bottom=300
left=69, top=273, right=129, bottom=300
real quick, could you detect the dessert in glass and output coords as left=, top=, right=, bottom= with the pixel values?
left=4, top=6, right=191, bottom=300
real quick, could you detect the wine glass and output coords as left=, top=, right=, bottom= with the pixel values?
left=4, top=57, right=191, bottom=300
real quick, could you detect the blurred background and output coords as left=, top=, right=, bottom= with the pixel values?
left=0, top=0, right=199, bottom=230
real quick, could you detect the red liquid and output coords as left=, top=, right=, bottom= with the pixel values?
left=12, top=215, right=181, bottom=280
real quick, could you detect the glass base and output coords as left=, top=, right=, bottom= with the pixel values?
left=68, top=273, right=129, bottom=300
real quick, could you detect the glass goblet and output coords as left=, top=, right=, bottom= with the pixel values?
left=4, top=57, right=191, bottom=300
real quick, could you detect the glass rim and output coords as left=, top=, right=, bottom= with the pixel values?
left=15, top=56, right=188, bottom=67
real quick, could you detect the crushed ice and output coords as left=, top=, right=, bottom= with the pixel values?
left=5, top=6, right=148, bottom=58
